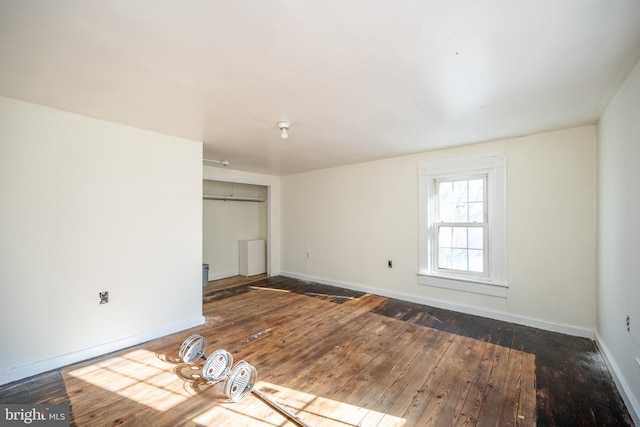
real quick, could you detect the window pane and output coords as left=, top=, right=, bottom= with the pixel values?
left=438, top=181, right=454, bottom=204
left=438, top=226, right=452, bottom=247
left=453, top=180, right=468, bottom=203
left=452, top=227, right=467, bottom=248
left=468, top=179, right=484, bottom=202
left=454, top=202, right=468, bottom=222
left=453, top=249, right=468, bottom=270
left=468, top=227, right=483, bottom=249
left=439, top=248, right=452, bottom=269
left=468, top=202, right=484, bottom=222
left=439, top=202, right=455, bottom=222
left=469, top=249, right=484, bottom=272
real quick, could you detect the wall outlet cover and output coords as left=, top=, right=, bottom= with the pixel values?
left=99, top=291, right=109, bottom=304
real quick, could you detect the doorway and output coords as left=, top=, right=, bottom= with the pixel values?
left=202, top=180, right=269, bottom=285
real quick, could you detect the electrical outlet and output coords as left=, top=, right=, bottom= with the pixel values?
left=99, top=291, right=109, bottom=304
left=388, top=260, right=393, bottom=268
left=626, top=315, right=630, bottom=332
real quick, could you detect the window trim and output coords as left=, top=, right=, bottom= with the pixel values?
left=418, top=152, right=507, bottom=298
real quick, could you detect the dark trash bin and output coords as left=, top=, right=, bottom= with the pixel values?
left=202, top=264, right=209, bottom=287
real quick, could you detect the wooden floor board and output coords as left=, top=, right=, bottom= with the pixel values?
left=0, top=275, right=633, bottom=426
left=317, top=326, right=432, bottom=426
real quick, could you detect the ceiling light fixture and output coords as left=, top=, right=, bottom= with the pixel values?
left=277, top=121, right=290, bottom=139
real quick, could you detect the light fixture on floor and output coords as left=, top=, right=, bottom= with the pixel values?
left=204, top=159, right=230, bottom=167
left=277, top=121, right=290, bottom=139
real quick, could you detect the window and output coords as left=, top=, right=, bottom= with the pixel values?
left=418, top=152, right=507, bottom=297
left=435, top=176, right=487, bottom=275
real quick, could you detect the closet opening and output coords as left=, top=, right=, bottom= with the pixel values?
left=202, top=179, right=270, bottom=288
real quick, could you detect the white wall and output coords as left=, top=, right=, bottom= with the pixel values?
left=281, top=125, right=596, bottom=334
left=203, top=166, right=281, bottom=277
left=0, top=97, right=203, bottom=384
left=202, top=181, right=267, bottom=280
left=507, top=127, right=596, bottom=329
left=597, top=57, right=640, bottom=422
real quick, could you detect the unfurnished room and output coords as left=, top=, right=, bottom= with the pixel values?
left=1, top=1, right=640, bottom=426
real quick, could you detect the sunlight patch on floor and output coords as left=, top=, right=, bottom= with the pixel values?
left=65, top=348, right=406, bottom=426
left=193, top=381, right=407, bottom=427
left=67, top=348, right=190, bottom=412
left=249, top=286, right=292, bottom=293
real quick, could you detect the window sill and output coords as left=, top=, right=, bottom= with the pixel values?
left=417, top=273, right=508, bottom=298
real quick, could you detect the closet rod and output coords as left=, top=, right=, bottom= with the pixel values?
left=203, top=195, right=265, bottom=203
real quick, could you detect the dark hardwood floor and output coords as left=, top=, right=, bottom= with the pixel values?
left=204, top=273, right=268, bottom=292
left=0, top=276, right=633, bottom=426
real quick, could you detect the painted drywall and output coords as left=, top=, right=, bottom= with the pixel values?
left=597, top=57, right=640, bottom=421
left=203, top=166, right=281, bottom=277
left=281, top=126, right=596, bottom=332
left=0, top=96, right=203, bottom=383
left=203, top=181, right=267, bottom=280
left=506, top=127, right=596, bottom=328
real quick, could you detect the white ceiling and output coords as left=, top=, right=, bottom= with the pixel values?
left=1, top=1, right=640, bottom=175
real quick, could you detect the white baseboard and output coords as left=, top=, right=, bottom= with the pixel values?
left=281, top=271, right=595, bottom=339
left=208, top=270, right=239, bottom=281
left=0, top=315, right=205, bottom=386
left=595, top=333, right=640, bottom=426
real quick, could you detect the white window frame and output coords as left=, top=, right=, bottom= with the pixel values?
left=418, top=152, right=508, bottom=298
